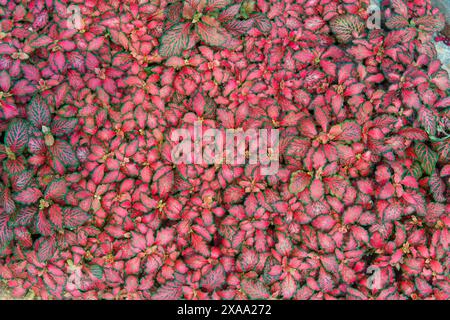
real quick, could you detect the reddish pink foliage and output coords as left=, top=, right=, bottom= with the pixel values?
left=0, top=0, right=449, bottom=300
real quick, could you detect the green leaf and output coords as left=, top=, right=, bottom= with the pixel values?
left=414, top=142, right=438, bottom=176
left=90, top=265, right=104, bottom=279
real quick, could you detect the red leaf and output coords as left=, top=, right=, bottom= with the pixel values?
left=241, top=279, right=270, bottom=299
left=14, top=187, right=42, bottom=205
left=289, top=171, right=311, bottom=194
left=159, top=23, right=191, bottom=57
left=336, top=121, right=361, bottom=142
left=384, top=203, right=402, bottom=221
left=201, top=265, right=225, bottom=292
left=30, top=35, right=53, bottom=48
left=391, top=0, right=408, bottom=18
left=27, top=96, right=51, bottom=128
left=196, top=19, right=227, bottom=47
left=50, top=140, right=79, bottom=170
left=51, top=118, right=78, bottom=136
left=0, top=212, right=13, bottom=249
left=6, top=119, right=29, bottom=153
left=281, top=273, right=297, bottom=298
left=414, top=142, right=438, bottom=176
left=310, top=178, right=324, bottom=200
left=44, top=180, right=68, bottom=200
left=429, top=173, right=445, bottom=202
left=37, top=237, right=56, bottom=262
left=343, top=206, right=362, bottom=224
left=63, top=207, right=89, bottom=229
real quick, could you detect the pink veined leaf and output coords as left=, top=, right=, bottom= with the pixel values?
left=402, top=89, right=420, bottom=109
left=357, top=179, right=374, bottom=195
left=36, top=210, right=53, bottom=236
left=0, top=212, right=13, bottom=249
left=414, top=15, right=445, bottom=33
left=343, top=205, right=363, bottom=224
left=44, top=180, right=68, bottom=200
left=312, top=215, right=336, bottom=231
left=418, top=107, right=436, bottom=137
left=0, top=102, right=19, bottom=120
left=0, top=71, right=11, bottom=92
left=151, top=166, right=174, bottom=198
left=252, top=13, right=272, bottom=34
left=196, top=18, right=227, bottom=47
left=14, top=187, right=43, bottom=205
left=87, top=37, right=105, bottom=51
left=50, top=139, right=79, bottom=169
left=200, top=264, right=225, bottom=292
left=50, top=118, right=78, bottom=136
left=224, top=19, right=254, bottom=35
left=21, top=65, right=41, bottom=82
left=348, top=45, right=374, bottom=60
left=324, top=176, right=348, bottom=199
left=281, top=273, right=297, bottom=298
left=218, top=4, right=241, bottom=22
left=289, top=171, right=311, bottom=194
left=294, top=49, right=315, bottom=63
left=428, top=173, right=445, bottom=203
left=37, top=236, right=57, bottom=262
left=63, top=207, right=89, bottom=229
left=320, top=60, right=336, bottom=77
left=236, top=248, right=259, bottom=272
left=414, top=142, right=438, bottom=176
left=299, top=117, right=317, bottom=139
left=391, top=0, right=409, bottom=18
left=402, top=191, right=426, bottom=215
left=336, top=121, right=361, bottom=142
left=167, top=1, right=183, bottom=23
left=5, top=156, right=27, bottom=175
left=205, top=0, right=230, bottom=11
left=6, top=119, right=29, bottom=153
left=398, top=127, right=428, bottom=141
left=48, top=205, right=63, bottom=230
left=29, top=35, right=53, bottom=48
left=27, top=96, right=51, bottom=128
left=0, top=187, right=16, bottom=214
left=304, top=16, right=325, bottom=31
left=415, top=278, right=433, bottom=296
left=241, top=279, right=270, bottom=299
left=159, top=23, right=192, bottom=57
left=385, top=15, right=409, bottom=29
left=11, top=171, right=33, bottom=191
left=14, top=206, right=37, bottom=226
left=310, top=178, right=324, bottom=200
left=378, top=182, right=395, bottom=199
left=152, top=283, right=182, bottom=300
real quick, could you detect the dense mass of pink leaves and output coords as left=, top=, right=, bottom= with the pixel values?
left=0, top=0, right=449, bottom=300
